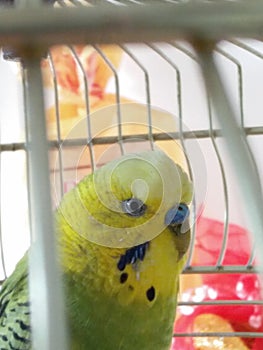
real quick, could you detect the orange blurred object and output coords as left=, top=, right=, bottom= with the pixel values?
left=43, top=44, right=123, bottom=140
left=193, top=314, right=249, bottom=350
left=42, top=44, right=122, bottom=96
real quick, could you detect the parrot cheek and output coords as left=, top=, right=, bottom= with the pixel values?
left=176, top=228, right=191, bottom=262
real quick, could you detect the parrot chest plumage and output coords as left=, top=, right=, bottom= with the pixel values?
left=0, top=150, right=192, bottom=350
left=62, top=229, right=184, bottom=350
left=0, top=256, right=31, bottom=350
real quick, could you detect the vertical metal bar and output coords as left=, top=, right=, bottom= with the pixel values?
left=206, top=96, right=230, bottom=267
left=173, top=40, right=260, bottom=267
left=68, top=45, right=95, bottom=171
left=196, top=44, right=263, bottom=268
left=24, top=57, right=68, bottom=350
left=169, top=42, right=230, bottom=267
left=215, top=47, right=244, bottom=127
left=120, top=44, right=154, bottom=150
left=150, top=43, right=196, bottom=267
left=0, top=148, right=7, bottom=281
left=93, top=45, right=125, bottom=154
left=21, top=62, right=34, bottom=285
left=48, top=52, right=65, bottom=199
left=211, top=47, right=244, bottom=265
left=225, top=40, right=263, bottom=266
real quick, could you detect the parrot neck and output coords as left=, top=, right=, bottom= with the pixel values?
left=57, top=208, right=184, bottom=349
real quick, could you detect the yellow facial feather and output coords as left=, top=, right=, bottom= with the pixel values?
left=56, top=150, right=192, bottom=309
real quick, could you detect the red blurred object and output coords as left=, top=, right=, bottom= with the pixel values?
left=172, top=217, right=263, bottom=350
left=194, top=216, right=253, bottom=266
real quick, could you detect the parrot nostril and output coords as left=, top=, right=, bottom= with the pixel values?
left=120, top=273, right=128, bottom=284
left=146, top=286, right=155, bottom=302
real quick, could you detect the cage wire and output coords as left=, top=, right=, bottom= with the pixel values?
left=0, top=0, right=263, bottom=349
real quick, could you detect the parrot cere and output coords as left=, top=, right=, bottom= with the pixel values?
left=0, top=150, right=193, bottom=350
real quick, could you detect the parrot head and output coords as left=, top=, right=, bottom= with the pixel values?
left=57, top=149, right=193, bottom=304
left=57, top=150, right=192, bottom=246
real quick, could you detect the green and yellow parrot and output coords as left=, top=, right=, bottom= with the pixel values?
left=0, top=150, right=193, bottom=349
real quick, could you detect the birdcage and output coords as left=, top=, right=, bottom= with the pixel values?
left=0, top=0, right=263, bottom=349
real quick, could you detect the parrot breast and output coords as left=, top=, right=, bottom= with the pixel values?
left=60, top=225, right=188, bottom=350
left=56, top=150, right=192, bottom=349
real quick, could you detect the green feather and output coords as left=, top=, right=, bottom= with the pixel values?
left=0, top=255, right=31, bottom=349
left=0, top=150, right=192, bottom=350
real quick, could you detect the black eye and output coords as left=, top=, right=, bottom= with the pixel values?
left=122, top=198, right=146, bottom=217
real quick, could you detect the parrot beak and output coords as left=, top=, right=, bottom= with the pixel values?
left=170, top=219, right=191, bottom=261
left=169, top=223, right=183, bottom=235
left=168, top=219, right=189, bottom=236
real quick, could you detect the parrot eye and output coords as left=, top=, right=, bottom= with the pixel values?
left=122, top=198, right=146, bottom=217
left=165, top=203, right=189, bottom=226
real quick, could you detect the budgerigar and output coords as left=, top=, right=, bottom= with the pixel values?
left=0, top=150, right=193, bottom=349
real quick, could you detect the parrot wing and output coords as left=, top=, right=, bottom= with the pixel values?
left=0, top=255, right=31, bottom=349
